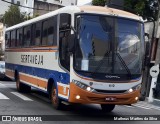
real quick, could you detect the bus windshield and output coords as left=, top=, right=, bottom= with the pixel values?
left=74, top=14, right=144, bottom=76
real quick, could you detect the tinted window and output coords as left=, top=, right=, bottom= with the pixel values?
left=42, top=18, right=54, bottom=46
left=5, top=32, right=10, bottom=48
left=11, top=30, right=16, bottom=47
left=23, top=25, right=31, bottom=47
left=32, top=22, right=41, bottom=46
left=16, top=28, right=23, bottom=47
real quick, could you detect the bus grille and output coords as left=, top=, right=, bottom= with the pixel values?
left=95, top=89, right=127, bottom=94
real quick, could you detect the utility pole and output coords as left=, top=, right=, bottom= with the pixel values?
left=148, top=0, right=160, bottom=102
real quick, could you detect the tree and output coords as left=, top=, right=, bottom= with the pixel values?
left=2, top=5, right=25, bottom=27
left=92, top=0, right=106, bottom=6
left=124, top=0, right=159, bottom=20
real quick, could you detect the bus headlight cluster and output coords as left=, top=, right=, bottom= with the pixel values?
left=72, top=80, right=95, bottom=92
left=127, top=84, right=141, bottom=93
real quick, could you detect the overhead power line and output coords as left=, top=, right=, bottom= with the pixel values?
left=1, top=0, right=51, bottom=11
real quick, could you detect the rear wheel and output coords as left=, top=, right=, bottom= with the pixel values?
left=51, top=84, right=62, bottom=110
left=101, top=104, right=115, bottom=112
left=16, top=73, right=31, bottom=93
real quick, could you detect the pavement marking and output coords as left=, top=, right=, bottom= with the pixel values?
left=135, top=102, right=160, bottom=111
left=0, top=83, right=6, bottom=88
left=0, top=92, right=9, bottom=99
left=133, top=104, right=151, bottom=110
left=11, top=92, right=33, bottom=101
left=123, top=105, right=135, bottom=108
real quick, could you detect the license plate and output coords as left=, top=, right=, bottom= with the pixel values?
left=105, top=97, right=116, bottom=101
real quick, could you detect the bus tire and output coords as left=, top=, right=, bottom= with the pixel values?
left=101, top=104, right=115, bottom=112
left=16, top=74, right=31, bottom=93
left=51, top=84, right=62, bottom=110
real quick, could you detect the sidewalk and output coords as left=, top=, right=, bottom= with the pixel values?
left=145, top=97, right=160, bottom=107
left=132, top=99, right=160, bottom=110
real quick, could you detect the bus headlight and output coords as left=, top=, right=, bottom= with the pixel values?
left=127, top=84, right=141, bottom=93
left=72, top=80, right=95, bottom=92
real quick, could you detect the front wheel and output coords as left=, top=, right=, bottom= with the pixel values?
left=51, top=84, right=63, bottom=110
left=101, top=104, right=115, bottom=112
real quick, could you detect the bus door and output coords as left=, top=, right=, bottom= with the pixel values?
left=59, top=14, right=71, bottom=72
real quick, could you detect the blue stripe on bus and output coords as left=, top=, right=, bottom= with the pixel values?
left=5, top=63, right=70, bottom=84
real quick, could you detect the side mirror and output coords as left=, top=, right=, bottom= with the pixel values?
left=59, top=13, right=71, bottom=29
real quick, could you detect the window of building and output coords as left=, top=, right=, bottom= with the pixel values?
left=23, top=25, right=31, bottom=47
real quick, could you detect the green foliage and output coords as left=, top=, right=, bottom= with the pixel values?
left=124, top=0, right=159, bottom=20
left=2, top=5, right=25, bottom=27
left=92, top=0, right=106, bottom=6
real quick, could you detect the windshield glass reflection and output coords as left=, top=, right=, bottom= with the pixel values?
left=74, top=15, right=143, bottom=75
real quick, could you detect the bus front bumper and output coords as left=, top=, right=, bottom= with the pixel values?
left=69, top=82, right=140, bottom=105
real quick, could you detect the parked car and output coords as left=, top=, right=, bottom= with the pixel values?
left=0, top=61, right=5, bottom=79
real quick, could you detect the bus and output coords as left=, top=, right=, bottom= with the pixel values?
left=5, top=6, right=145, bottom=112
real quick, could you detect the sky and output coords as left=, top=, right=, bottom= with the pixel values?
left=0, top=0, right=11, bottom=15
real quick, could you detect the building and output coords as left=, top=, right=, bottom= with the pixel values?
left=12, top=0, right=63, bottom=16
left=14, top=0, right=92, bottom=16
left=0, top=23, right=5, bottom=60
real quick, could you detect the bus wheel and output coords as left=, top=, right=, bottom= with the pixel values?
left=101, top=104, right=115, bottom=112
left=16, top=74, right=22, bottom=92
left=51, top=85, right=62, bottom=110
left=16, top=74, right=31, bottom=93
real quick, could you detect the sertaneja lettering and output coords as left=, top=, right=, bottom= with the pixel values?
left=21, top=54, right=43, bottom=65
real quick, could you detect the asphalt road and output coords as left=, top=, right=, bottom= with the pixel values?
left=0, top=80, right=160, bottom=124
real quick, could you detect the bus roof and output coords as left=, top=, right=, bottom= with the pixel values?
left=80, top=6, right=142, bottom=21
left=6, top=6, right=143, bottom=31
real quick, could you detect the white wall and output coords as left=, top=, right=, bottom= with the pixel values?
left=60, top=0, right=77, bottom=6
left=77, top=0, right=92, bottom=6
left=60, top=0, right=92, bottom=6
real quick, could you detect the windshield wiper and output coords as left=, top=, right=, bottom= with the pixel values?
left=116, top=52, right=132, bottom=78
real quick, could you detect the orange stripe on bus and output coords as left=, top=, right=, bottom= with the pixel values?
left=5, top=46, right=58, bottom=52
left=19, top=73, right=47, bottom=89
left=5, top=49, right=58, bottom=52
left=5, top=70, right=14, bottom=78
left=58, top=85, right=69, bottom=96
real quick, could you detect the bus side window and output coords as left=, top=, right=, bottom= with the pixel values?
left=5, top=32, right=10, bottom=48
left=32, top=22, right=41, bottom=46
left=47, top=18, right=54, bottom=46
left=23, top=25, right=31, bottom=47
left=17, top=28, right=23, bottom=47
left=16, top=28, right=23, bottom=47
left=48, top=26, right=54, bottom=46
left=11, top=30, right=16, bottom=48
left=42, top=17, right=54, bottom=46
left=42, top=21, right=48, bottom=46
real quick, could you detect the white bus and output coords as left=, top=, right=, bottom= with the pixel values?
left=5, top=6, right=144, bottom=112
